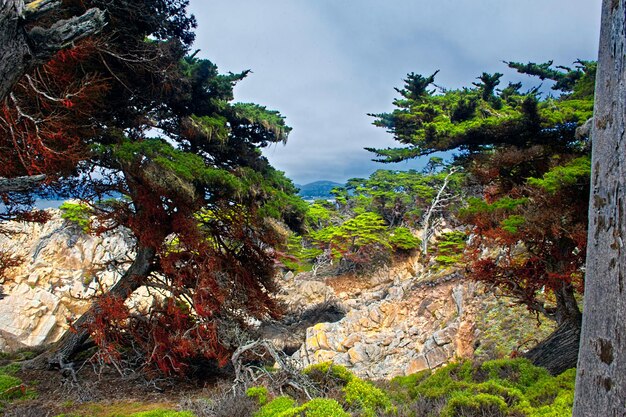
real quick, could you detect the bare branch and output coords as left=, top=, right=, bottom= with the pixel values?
left=0, top=174, right=46, bottom=192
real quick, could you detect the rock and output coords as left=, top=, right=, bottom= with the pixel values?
left=0, top=213, right=550, bottom=380
left=433, top=326, right=456, bottom=346
left=425, top=347, right=448, bottom=368
left=0, top=210, right=134, bottom=350
left=348, top=344, right=368, bottom=364
left=452, top=284, right=464, bottom=316
left=406, top=356, right=429, bottom=374
left=341, top=333, right=361, bottom=349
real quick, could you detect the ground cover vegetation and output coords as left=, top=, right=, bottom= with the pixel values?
left=2, top=358, right=574, bottom=416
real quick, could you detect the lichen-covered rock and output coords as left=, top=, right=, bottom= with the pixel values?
left=283, top=260, right=553, bottom=379
left=0, top=210, right=134, bottom=350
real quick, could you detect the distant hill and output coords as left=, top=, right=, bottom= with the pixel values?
left=297, top=180, right=343, bottom=200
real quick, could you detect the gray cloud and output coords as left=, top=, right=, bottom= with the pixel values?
left=188, top=0, right=602, bottom=184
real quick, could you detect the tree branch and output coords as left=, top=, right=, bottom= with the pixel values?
left=0, top=174, right=46, bottom=193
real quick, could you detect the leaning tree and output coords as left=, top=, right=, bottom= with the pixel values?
left=368, top=62, right=595, bottom=373
left=1, top=0, right=305, bottom=375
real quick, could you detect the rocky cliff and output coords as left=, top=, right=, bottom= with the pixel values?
left=0, top=210, right=134, bottom=350
left=0, top=211, right=552, bottom=378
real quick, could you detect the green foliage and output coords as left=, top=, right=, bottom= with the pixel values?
left=306, top=212, right=391, bottom=267
left=334, top=212, right=389, bottom=248
left=187, top=114, right=229, bottom=143
left=246, top=167, right=308, bottom=230
left=441, top=392, right=507, bottom=417
left=247, top=386, right=270, bottom=406
left=303, top=362, right=355, bottom=385
left=0, top=374, right=23, bottom=400
left=253, top=397, right=349, bottom=417
left=305, top=201, right=334, bottom=229
left=527, top=156, right=591, bottom=193
left=368, top=61, right=595, bottom=163
left=101, top=138, right=240, bottom=191
left=59, top=201, right=93, bottom=232
left=233, top=103, right=292, bottom=143
left=460, top=197, right=528, bottom=216
left=389, top=227, right=421, bottom=251
left=212, top=360, right=579, bottom=417
left=506, top=60, right=596, bottom=96
left=434, top=231, right=467, bottom=266
left=388, top=359, right=576, bottom=417
left=292, top=167, right=462, bottom=271
left=344, top=377, right=396, bottom=417
left=127, top=411, right=195, bottom=417
left=254, top=396, right=297, bottom=417
left=0, top=367, right=35, bottom=413
left=500, top=215, right=526, bottom=234
left=294, top=398, right=349, bottom=417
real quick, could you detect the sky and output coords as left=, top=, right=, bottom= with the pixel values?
left=188, top=0, right=602, bottom=185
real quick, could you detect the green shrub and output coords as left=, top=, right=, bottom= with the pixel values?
left=0, top=374, right=22, bottom=399
left=412, top=361, right=474, bottom=399
left=247, top=386, right=270, bottom=406
left=127, top=411, right=195, bottom=417
left=389, top=227, right=421, bottom=251
left=524, top=368, right=576, bottom=408
left=478, top=358, right=551, bottom=390
left=434, top=231, right=467, bottom=266
left=344, top=377, right=396, bottom=417
left=388, top=359, right=576, bottom=417
left=441, top=392, right=508, bottom=417
left=295, top=398, right=349, bottom=417
left=304, top=362, right=354, bottom=386
left=59, top=201, right=93, bottom=232
left=254, top=396, right=297, bottom=417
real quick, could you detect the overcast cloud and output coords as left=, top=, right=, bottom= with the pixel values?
left=188, top=1, right=602, bottom=185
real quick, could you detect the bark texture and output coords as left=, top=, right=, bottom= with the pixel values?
left=0, top=0, right=105, bottom=102
left=524, top=319, right=581, bottom=375
left=573, top=0, right=626, bottom=415
left=524, top=283, right=582, bottom=374
left=0, top=174, right=46, bottom=192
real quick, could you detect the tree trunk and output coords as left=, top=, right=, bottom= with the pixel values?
left=573, top=0, right=626, bottom=414
left=0, top=0, right=105, bottom=102
left=524, top=282, right=582, bottom=375
left=524, top=319, right=581, bottom=376
left=26, top=245, right=156, bottom=369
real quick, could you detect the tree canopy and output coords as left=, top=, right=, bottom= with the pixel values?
left=1, top=0, right=305, bottom=375
left=368, top=61, right=595, bottom=374
left=367, top=61, right=595, bottom=163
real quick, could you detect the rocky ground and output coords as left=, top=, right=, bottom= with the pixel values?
left=0, top=211, right=554, bottom=377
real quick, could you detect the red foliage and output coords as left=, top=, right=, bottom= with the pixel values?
left=0, top=39, right=108, bottom=179
left=86, top=200, right=283, bottom=376
left=461, top=146, right=588, bottom=322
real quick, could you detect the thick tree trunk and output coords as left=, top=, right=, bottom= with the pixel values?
left=524, top=319, right=581, bottom=375
left=524, top=283, right=582, bottom=375
left=573, top=0, right=626, bottom=415
left=26, top=245, right=156, bottom=369
left=0, top=0, right=105, bottom=102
